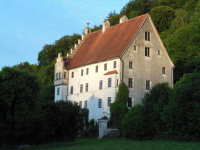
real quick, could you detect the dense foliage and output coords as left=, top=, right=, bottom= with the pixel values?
left=122, top=83, right=171, bottom=140
left=142, top=83, right=171, bottom=138
left=122, top=104, right=149, bottom=140
left=109, top=82, right=129, bottom=132
left=0, top=67, right=40, bottom=146
left=161, top=73, right=200, bottom=141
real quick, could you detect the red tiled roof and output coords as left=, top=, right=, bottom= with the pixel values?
left=65, top=14, right=148, bottom=70
left=104, top=70, right=118, bottom=75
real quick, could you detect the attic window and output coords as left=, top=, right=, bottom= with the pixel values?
left=81, top=69, right=83, bottom=76
left=145, top=47, right=150, bottom=57
left=158, top=50, right=160, bottom=55
left=145, top=32, right=150, bottom=41
left=134, top=45, right=136, bottom=51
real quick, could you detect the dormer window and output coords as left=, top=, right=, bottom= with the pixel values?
left=145, top=32, right=150, bottom=41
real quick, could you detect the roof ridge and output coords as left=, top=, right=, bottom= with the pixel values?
left=87, top=14, right=149, bottom=34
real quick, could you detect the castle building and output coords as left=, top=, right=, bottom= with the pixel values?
left=54, top=14, right=174, bottom=121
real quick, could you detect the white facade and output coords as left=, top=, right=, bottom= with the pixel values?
left=55, top=58, right=121, bottom=120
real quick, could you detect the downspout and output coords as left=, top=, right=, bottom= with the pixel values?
left=120, top=57, right=124, bottom=83
left=171, top=66, right=175, bottom=88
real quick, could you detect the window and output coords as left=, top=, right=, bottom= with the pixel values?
left=129, top=61, right=132, bottom=69
left=64, top=72, right=66, bottom=78
left=85, top=101, right=87, bottom=109
left=71, top=86, right=73, bottom=94
left=99, top=80, right=103, bottom=89
left=80, top=84, right=83, bottom=93
left=145, top=47, right=150, bottom=57
left=113, top=61, right=116, bottom=68
left=81, top=69, right=83, bottom=76
left=117, top=79, right=118, bottom=87
left=108, top=78, right=112, bottom=87
left=96, top=66, right=98, bottom=73
left=57, top=87, right=60, bottom=95
left=85, top=83, right=88, bottom=92
left=98, top=99, right=102, bottom=108
left=158, top=50, right=160, bottom=55
left=145, top=31, right=150, bottom=41
left=59, top=72, right=61, bottom=79
left=104, top=63, right=107, bottom=71
left=86, top=68, right=89, bottom=75
left=71, top=72, right=74, bottom=78
left=146, top=80, right=150, bottom=90
left=162, top=67, right=165, bottom=74
left=129, top=78, right=133, bottom=88
left=108, top=97, right=111, bottom=106
left=134, top=45, right=136, bottom=51
left=128, top=98, right=132, bottom=107
left=56, top=73, right=58, bottom=79
left=79, top=101, right=82, bottom=108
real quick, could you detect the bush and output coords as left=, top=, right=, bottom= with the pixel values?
left=43, top=100, right=84, bottom=141
left=122, top=104, right=149, bottom=140
left=142, top=83, right=171, bottom=138
left=162, top=73, right=200, bottom=141
left=109, top=82, right=129, bottom=132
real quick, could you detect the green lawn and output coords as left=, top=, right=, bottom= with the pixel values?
left=19, top=138, right=200, bottom=150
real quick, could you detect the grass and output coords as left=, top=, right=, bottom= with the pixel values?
left=15, top=138, right=200, bottom=150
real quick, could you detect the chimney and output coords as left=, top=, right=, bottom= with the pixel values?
left=102, top=20, right=110, bottom=33
left=58, top=53, right=62, bottom=58
left=85, top=22, right=91, bottom=35
left=119, top=15, right=128, bottom=23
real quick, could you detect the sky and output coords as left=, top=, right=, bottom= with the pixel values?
left=0, top=0, right=130, bottom=70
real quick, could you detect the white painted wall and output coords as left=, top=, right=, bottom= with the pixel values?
left=55, top=85, right=68, bottom=101
left=67, top=58, right=121, bottom=121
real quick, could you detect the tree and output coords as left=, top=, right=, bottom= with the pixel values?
left=44, top=100, right=84, bottom=141
left=109, top=82, right=129, bottom=132
left=0, top=67, right=40, bottom=146
left=37, top=34, right=81, bottom=68
left=142, top=83, right=171, bottom=138
left=12, top=61, right=38, bottom=75
left=162, top=73, right=200, bottom=141
left=150, top=6, right=175, bottom=32
left=39, top=83, right=55, bottom=110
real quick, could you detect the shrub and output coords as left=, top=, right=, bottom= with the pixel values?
left=122, top=104, right=150, bottom=140
left=142, top=83, right=171, bottom=138
left=109, top=82, right=129, bottom=132
left=162, top=73, right=200, bottom=141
